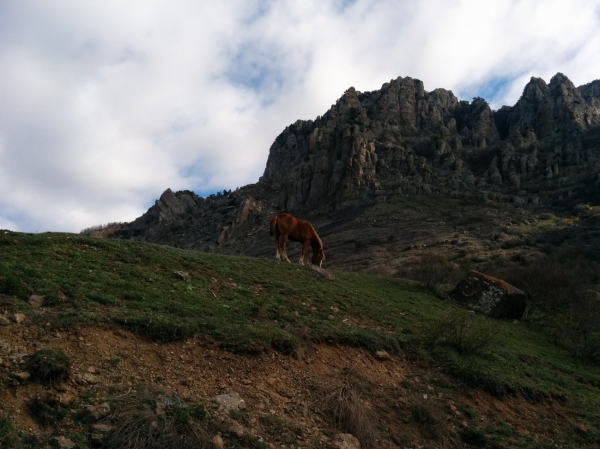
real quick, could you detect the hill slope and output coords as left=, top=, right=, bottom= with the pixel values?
left=1, top=232, right=600, bottom=448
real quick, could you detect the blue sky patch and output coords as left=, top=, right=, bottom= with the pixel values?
left=457, top=76, right=515, bottom=109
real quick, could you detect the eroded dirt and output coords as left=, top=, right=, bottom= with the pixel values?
left=0, top=320, right=591, bottom=448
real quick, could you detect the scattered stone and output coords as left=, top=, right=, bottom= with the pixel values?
left=91, top=423, right=113, bottom=433
left=373, top=350, right=390, bottom=361
left=212, top=434, right=225, bottom=449
left=28, top=295, right=45, bottom=307
left=11, top=313, right=25, bottom=324
left=81, top=373, right=98, bottom=384
left=56, top=393, right=74, bottom=406
left=212, top=390, right=246, bottom=413
left=174, top=271, right=191, bottom=281
left=155, top=400, right=166, bottom=416
left=54, top=436, right=76, bottom=449
left=11, top=371, right=31, bottom=382
left=228, top=420, right=246, bottom=438
left=451, top=270, right=527, bottom=319
left=81, top=403, right=111, bottom=422
left=0, top=316, right=10, bottom=326
left=332, top=433, right=361, bottom=449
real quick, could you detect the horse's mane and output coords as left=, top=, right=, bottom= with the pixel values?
left=309, top=223, right=323, bottom=249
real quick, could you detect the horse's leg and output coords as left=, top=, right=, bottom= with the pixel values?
left=274, top=233, right=281, bottom=261
left=281, top=235, right=291, bottom=263
left=299, top=241, right=308, bottom=265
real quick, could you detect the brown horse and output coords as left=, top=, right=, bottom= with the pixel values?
left=269, top=213, right=325, bottom=266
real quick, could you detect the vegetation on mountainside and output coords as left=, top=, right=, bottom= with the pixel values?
left=1, top=231, right=600, bottom=447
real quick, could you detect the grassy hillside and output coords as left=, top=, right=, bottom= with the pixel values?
left=1, top=231, right=600, bottom=447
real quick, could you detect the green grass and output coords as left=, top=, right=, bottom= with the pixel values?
left=1, top=231, right=600, bottom=426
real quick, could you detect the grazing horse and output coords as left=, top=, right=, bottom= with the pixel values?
left=269, top=213, right=325, bottom=267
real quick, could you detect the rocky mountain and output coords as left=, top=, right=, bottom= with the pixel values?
left=111, top=73, right=600, bottom=272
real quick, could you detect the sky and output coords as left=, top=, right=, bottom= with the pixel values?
left=1, top=0, right=599, bottom=233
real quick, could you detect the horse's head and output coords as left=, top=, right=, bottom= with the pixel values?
left=312, top=248, right=325, bottom=267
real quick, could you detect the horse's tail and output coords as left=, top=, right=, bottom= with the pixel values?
left=269, top=214, right=278, bottom=236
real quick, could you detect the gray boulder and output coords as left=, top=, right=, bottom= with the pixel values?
left=451, top=271, right=527, bottom=319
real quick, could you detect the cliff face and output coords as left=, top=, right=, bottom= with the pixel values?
left=263, top=76, right=501, bottom=212
left=496, top=73, right=600, bottom=141
left=261, top=73, right=600, bottom=212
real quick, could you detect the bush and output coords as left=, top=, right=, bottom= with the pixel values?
left=26, top=396, right=69, bottom=428
left=499, top=258, right=583, bottom=319
left=0, top=415, right=23, bottom=448
left=403, top=251, right=463, bottom=292
left=26, top=349, right=71, bottom=385
left=320, top=382, right=376, bottom=447
left=557, top=290, right=600, bottom=363
left=497, top=253, right=600, bottom=364
left=428, top=310, right=500, bottom=355
left=105, top=388, right=212, bottom=449
left=0, top=272, right=26, bottom=298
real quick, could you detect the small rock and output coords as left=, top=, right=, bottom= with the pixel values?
left=332, top=433, right=361, bottom=449
left=91, top=424, right=113, bottom=433
left=87, top=366, right=96, bottom=373
left=82, top=402, right=111, bottom=422
left=12, top=371, right=31, bottom=382
left=212, top=434, right=225, bottom=449
left=54, top=436, right=76, bottom=449
left=374, top=350, right=390, bottom=361
left=57, top=393, right=73, bottom=406
left=155, top=400, right=167, bottom=416
left=11, top=313, right=25, bottom=324
left=212, top=391, right=246, bottom=412
left=28, top=295, right=45, bottom=307
left=228, top=420, right=246, bottom=438
left=82, top=373, right=98, bottom=384
left=174, top=271, right=191, bottom=281
left=0, top=316, right=11, bottom=326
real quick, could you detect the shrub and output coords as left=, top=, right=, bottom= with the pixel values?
left=320, top=382, right=376, bottom=447
left=0, top=272, right=25, bottom=298
left=26, top=349, right=71, bottom=385
left=499, top=258, right=582, bottom=319
left=403, top=251, right=463, bottom=292
left=105, top=388, right=212, bottom=449
left=428, top=310, right=499, bottom=355
left=557, top=290, right=600, bottom=363
left=0, top=415, right=23, bottom=448
left=26, top=396, right=68, bottom=428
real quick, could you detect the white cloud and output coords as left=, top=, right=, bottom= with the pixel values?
left=0, top=0, right=599, bottom=232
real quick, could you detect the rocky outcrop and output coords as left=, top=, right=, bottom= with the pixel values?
left=496, top=73, right=600, bottom=142
left=262, top=77, right=503, bottom=211
left=114, top=186, right=272, bottom=252
left=451, top=271, right=527, bottom=319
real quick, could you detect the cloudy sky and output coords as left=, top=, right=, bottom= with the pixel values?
left=1, top=0, right=599, bottom=233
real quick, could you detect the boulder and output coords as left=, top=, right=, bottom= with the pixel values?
left=451, top=271, right=526, bottom=319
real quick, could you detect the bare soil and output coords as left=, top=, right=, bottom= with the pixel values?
left=1, top=319, right=589, bottom=448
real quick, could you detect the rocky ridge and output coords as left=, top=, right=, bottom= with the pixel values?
left=111, top=73, right=600, bottom=271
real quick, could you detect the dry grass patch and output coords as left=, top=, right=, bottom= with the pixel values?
left=103, top=388, right=212, bottom=449
left=319, top=376, right=377, bottom=447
